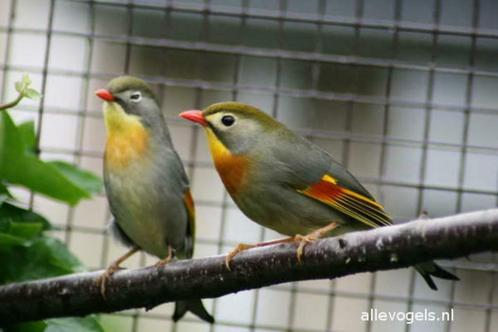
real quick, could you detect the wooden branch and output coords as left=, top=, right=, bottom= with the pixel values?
left=1, top=208, right=498, bottom=325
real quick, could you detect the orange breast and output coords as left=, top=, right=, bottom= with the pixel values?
left=214, top=153, right=249, bottom=196
left=206, top=128, right=249, bottom=196
left=105, top=128, right=150, bottom=169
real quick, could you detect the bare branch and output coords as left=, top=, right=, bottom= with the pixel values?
left=1, top=208, right=498, bottom=325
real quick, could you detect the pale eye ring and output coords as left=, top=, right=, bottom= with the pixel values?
left=130, top=91, right=142, bottom=103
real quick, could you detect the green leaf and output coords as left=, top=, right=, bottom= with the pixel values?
left=9, top=222, right=44, bottom=239
left=14, top=74, right=32, bottom=96
left=0, top=216, right=44, bottom=247
left=3, top=321, right=47, bottom=332
left=0, top=212, right=44, bottom=239
left=5, top=316, right=106, bottom=332
left=0, top=112, right=100, bottom=205
left=17, top=121, right=36, bottom=153
left=0, top=202, right=51, bottom=230
left=0, top=182, right=10, bottom=194
left=42, top=237, right=85, bottom=273
left=0, top=236, right=84, bottom=283
left=0, top=218, right=8, bottom=231
left=0, top=111, right=25, bottom=162
left=24, top=88, right=41, bottom=100
left=22, top=73, right=32, bottom=86
left=48, top=161, right=103, bottom=195
left=0, top=232, right=28, bottom=248
left=44, top=317, right=105, bottom=332
left=15, top=81, right=24, bottom=94
left=10, top=156, right=91, bottom=205
left=0, top=182, right=11, bottom=206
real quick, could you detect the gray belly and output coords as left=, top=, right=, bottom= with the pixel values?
left=105, top=162, right=187, bottom=258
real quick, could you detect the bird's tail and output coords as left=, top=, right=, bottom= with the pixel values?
left=173, top=299, right=214, bottom=324
left=415, top=261, right=459, bottom=291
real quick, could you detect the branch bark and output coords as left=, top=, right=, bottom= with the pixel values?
left=1, top=208, right=498, bottom=325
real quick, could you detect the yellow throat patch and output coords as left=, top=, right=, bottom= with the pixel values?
left=103, top=102, right=150, bottom=169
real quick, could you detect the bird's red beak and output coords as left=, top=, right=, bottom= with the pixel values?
left=179, top=110, right=208, bottom=127
left=95, top=89, right=115, bottom=102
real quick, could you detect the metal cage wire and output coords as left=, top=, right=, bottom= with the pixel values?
left=0, top=0, right=497, bottom=331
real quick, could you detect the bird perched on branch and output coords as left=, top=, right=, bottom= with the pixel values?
left=95, top=76, right=213, bottom=323
left=180, top=102, right=459, bottom=290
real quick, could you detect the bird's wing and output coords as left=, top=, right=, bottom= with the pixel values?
left=182, top=189, right=196, bottom=257
left=297, top=173, right=392, bottom=228
left=270, top=127, right=392, bottom=228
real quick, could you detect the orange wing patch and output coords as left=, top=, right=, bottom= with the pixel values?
left=183, top=190, right=195, bottom=223
left=298, top=174, right=392, bottom=228
left=205, top=128, right=249, bottom=196
left=183, top=190, right=196, bottom=239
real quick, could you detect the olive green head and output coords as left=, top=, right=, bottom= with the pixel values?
left=96, top=76, right=164, bottom=131
left=105, top=76, right=158, bottom=115
left=181, top=101, right=284, bottom=154
left=107, top=76, right=155, bottom=97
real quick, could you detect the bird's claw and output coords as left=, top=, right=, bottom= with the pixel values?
left=294, top=222, right=338, bottom=262
left=155, top=246, right=173, bottom=268
left=154, top=258, right=172, bottom=268
left=225, top=243, right=255, bottom=270
left=97, top=262, right=122, bottom=299
left=294, top=234, right=318, bottom=263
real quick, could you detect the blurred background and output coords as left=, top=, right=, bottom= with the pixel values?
left=1, top=0, right=497, bottom=331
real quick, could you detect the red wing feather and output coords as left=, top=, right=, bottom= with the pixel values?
left=298, top=174, right=392, bottom=228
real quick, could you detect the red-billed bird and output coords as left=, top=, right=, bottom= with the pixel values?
left=96, top=76, right=213, bottom=322
left=180, top=101, right=458, bottom=290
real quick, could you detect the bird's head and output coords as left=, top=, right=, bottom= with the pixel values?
left=96, top=76, right=160, bottom=134
left=180, top=102, right=282, bottom=155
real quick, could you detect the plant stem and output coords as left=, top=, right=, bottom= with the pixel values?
left=0, top=94, right=23, bottom=112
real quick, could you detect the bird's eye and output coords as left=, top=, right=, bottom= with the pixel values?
left=221, top=115, right=235, bottom=127
left=130, top=92, right=142, bottom=103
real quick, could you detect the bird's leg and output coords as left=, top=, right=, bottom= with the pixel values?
left=294, top=222, right=338, bottom=263
left=98, top=246, right=140, bottom=298
left=225, top=243, right=256, bottom=270
left=225, top=234, right=324, bottom=269
left=155, top=245, right=174, bottom=267
left=225, top=237, right=307, bottom=269
left=224, top=227, right=339, bottom=270
left=254, top=237, right=295, bottom=247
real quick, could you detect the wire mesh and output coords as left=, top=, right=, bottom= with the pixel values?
left=1, top=0, right=498, bottom=331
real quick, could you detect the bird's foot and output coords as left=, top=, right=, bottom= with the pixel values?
left=225, top=243, right=255, bottom=270
left=294, top=234, right=318, bottom=263
left=97, top=246, right=140, bottom=299
left=97, top=262, right=123, bottom=299
left=155, top=246, right=174, bottom=268
left=294, top=222, right=338, bottom=263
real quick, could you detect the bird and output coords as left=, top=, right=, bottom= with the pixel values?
left=95, top=76, right=214, bottom=323
left=179, top=101, right=459, bottom=291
